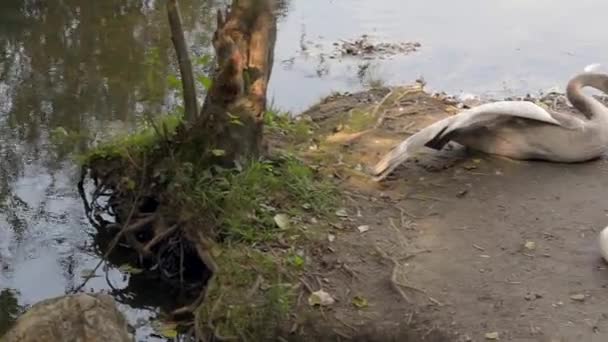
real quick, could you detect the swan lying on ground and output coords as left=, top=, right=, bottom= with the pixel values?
left=599, top=226, right=608, bottom=263
left=371, top=71, right=608, bottom=181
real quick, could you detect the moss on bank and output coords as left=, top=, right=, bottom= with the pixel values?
left=78, top=113, right=184, bottom=163
left=79, top=109, right=338, bottom=340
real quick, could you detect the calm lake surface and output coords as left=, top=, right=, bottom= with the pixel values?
left=1, top=0, right=607, bottom=339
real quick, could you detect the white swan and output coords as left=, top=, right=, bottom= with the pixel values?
left=599, top=226, right=608, bottom=263
left=371, top=71, right=608, bottom=181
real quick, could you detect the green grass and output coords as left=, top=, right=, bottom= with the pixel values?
left=78, top=112, right=183, bottom=164
left=182, top=155, right=336, bottom=243
left=200, top=247, right=297, bottom=340
left=190, top=154, right=336, bottom=339
left=264, top=108, right=313, bottom=144
left=346, top=109, right=376, bottom=132
left=0, top=289, right=23, bottom=337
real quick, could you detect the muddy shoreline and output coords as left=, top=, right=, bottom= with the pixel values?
left=294, top=84, right=608, bottom=341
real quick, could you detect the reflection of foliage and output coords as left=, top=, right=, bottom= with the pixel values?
left=0, top=288, right=24, bottom=337
left=0, top=0, right=294, bottom=173
left=274, top=0, right=291, bottom=20
left=0, top=0, right=223, bottom=231
left=0, top=0, right=218, bottom=160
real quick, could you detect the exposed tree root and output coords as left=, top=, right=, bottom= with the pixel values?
left=77, top=151, right=213, bottom=322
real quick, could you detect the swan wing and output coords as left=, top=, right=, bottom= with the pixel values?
left=449, top=101, right=561, bottom=127
left=371, top=101, right=562, bottom=181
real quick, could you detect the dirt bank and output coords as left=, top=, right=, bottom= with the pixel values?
left=293, top=85, right=608, bottom=341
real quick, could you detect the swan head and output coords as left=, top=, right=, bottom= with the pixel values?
left=599, top=226, right=608, bottom=263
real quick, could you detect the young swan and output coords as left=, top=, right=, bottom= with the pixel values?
left=371, top=71, right=608, bottom=181
left=600, top=226, right=608, bottom=263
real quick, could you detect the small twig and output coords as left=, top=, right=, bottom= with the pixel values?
left=313, top=275, right=323, bottom=290
left=341, top=190, right=370, bottom=200
left=123, top=149, right=142, bottom=170
left=123, top=215, right=157, bottom=233
left=406, top=194, right=444, bottom=202
left=374, top=245, right=439, bottom=306
left=472, top=244, right=485, bottom=251
left=300, top=277, right=315, bottom=293
left=340, top=263, right=358, bottom=279
left=371, top=89, right=394, bottom=128
left=389, top=218, right=409, bottom=249
left=406, top=311, right=414, bottom=325
left=333, top=329, right=352, bottom=340
left=399, top=122, right=416, bottom=133
left=398, top=206, right=422, bottom=219
left=374, top=245, right=411, bottom=303
left=428, top=296, right=443, bottom=306
left=422, top=326, right=436, bottom=339
left=296, top=286, right=304, bottom=306
left=143, top=224, right=179, bottom=253
left=246, top=275, right=264, bottom=299
left=333, top=315, right=357, bottom=331
left=206, top=293, right=238, bottom=341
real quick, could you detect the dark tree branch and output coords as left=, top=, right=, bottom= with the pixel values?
left=167, top=0, right=198, bottom=123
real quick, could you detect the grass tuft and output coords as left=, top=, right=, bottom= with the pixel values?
left=80, top=108, right=339, bottom=340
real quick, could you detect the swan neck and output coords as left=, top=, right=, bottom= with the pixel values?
left=566, top=73, right=608, bottom=119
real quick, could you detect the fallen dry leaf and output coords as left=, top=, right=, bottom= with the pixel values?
left=308, top=290, right=335, bottom=306
left=335, top=208, right=349, bottom=218
left=274, top=214, right=291, bottom=230
left=357, top=225, right=370, bottom=233
left=524, top=241, right=536, bottom=250
left=352, top=295, right=368, bottom=309
left=570, top=294, right=585, bottom=302
left=485, top=331, right=499, bottom=340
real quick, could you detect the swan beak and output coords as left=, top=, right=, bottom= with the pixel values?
left=599, top=226, right=608, bottom=263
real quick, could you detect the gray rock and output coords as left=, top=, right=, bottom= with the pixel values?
left=2, top=293, right=132, bottom=342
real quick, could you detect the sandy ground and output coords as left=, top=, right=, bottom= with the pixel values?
left=295, top=86, right=608, bottom=341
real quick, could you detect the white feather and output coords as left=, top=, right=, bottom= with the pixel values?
left=584, top=63, right=602, bottom=73
left=450, top=100, right=560, bottom=127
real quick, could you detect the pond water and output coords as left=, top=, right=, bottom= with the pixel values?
left=1, top=0, right=607, bottom=339
left=272, top=0, right=608, bottom=112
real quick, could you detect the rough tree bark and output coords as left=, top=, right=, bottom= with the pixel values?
left=195, top=0, right=277, bottom=162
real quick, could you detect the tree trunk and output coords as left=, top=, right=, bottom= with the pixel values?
left=195, top=0, right=277, bottom=163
